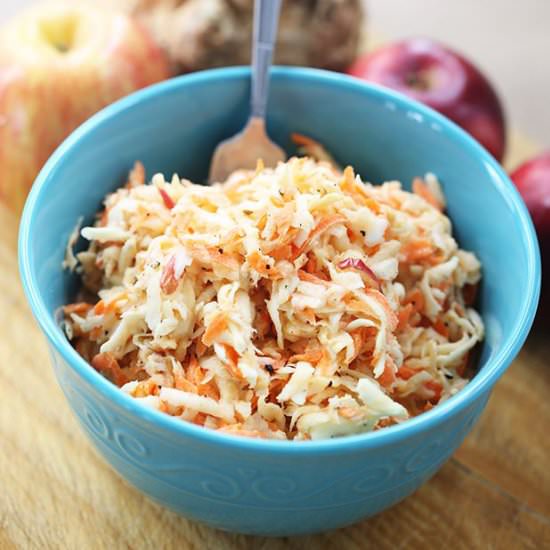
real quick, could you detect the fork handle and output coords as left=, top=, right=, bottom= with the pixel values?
left=250, top=0, right=282, bottom=120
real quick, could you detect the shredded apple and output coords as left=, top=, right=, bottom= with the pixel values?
left=64, top=156, right=483, bottom=440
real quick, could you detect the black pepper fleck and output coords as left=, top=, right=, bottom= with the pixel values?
left=360, top=230, right=366, bottom=237
left=265, top=364, right=274, bottom=374
left=218, top=248, right=223, bottom=254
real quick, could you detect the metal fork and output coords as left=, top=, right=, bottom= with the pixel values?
left=208, top=0, right=285, bottom=183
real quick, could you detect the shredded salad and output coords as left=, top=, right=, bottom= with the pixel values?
left=63, top=155, right=483, bottom=440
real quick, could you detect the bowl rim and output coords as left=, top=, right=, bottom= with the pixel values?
left=18, top=66, right=541, bottom=455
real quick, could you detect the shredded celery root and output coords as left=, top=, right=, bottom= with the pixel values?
left=64, top=156, right=483, bottom=440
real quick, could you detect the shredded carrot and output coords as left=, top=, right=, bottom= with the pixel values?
left=425, top=380, right=443, bottom=402
left=300, top=307, right=316, bottom=326
left=63, top=303, right=92, bottom=315
left=201, top=313, right=228, bottom=346
left=247, top=251, right=281, bottom=278
left=125, top=161, right=145, bottom=189
left=188, top=245, right=240, bottom=271
left=198, top=380, right=220, bottom=400
left=192, top=413, right=207, bottom=426
left=378, top=363, right=396, bottom=388
left=339, top=167, right=382, bottom=214
left=297, top=269, right=330, bottom=285
left=305, top=255, right=317, bottom=274
left=186, top=355, right=203, bottom=386
left=366, top=289, right=399, bottom=330
left=403, top=289, right=425, bottom=314
left=89, top=327, right=103, bottom=340
left=269, top=243, right=293, bottom=261
left=267, top=378, right=287, bottom=403
left=412, top=177, right=443, bottom=211
left=160, top=256, right=178, bottom=294
left=93, top=293, right=126, bottom=316
left=397, top=303, right=414, bottom=331
left=195, top=339, right=208, bottom=358
left=91, top=352, right=127, bottom=386
left=288, top=349, right=323, bottom=364
left=316, top=347, right=333, bottom=377
left=339, top=407, right=362, bottom=419
left=397, top=365, right=418, bottom=380
left=402, top=239, right=437, bottom=263
left=291, top=214, right=347, bottom=259
left=223, top=345, right=245, bottom=381
left=291, top=132, right=318, bottom=148
left=174, top=377, right=197, bottom=393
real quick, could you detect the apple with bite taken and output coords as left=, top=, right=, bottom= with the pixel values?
left=0, top=2, right=171, bottom=214
left=348, top=38, right=506, bottom=162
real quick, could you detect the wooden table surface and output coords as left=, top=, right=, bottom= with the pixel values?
left=1, top=129, right=549, bottom=549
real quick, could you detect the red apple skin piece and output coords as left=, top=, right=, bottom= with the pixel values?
left=511, top=152, right=550, bottom=240
left=347, top=38, right=506, bottom=162
left=0, top=4, right=171, bottom=214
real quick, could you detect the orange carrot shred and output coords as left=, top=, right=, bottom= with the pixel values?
left=91, top=352, right=127, bottom=387
left=63, top=303, right=92, bottom=315
left=397, top=365, right=418, bottom=380
left=201, top=313, right=228, bottom=346
left=378, top=364, right=396, bottom=388
left=412, top=177, right=443, bottom=211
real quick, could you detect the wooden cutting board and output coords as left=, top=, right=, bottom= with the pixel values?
left=1, top=31, right=549, bottom=548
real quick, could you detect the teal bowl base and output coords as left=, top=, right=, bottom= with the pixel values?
left=53, top=347, right=489, bottom=536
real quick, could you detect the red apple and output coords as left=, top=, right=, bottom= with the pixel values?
left=511, top=152, right=550, bottom=241
left=512, top=152, right=550, bottom=317
left=0, top=3, right=171, bottom=214
left=348, top=38, right=506, bottom=162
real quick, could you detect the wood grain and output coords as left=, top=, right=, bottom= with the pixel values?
left=0, top=117, right=548, bottom=550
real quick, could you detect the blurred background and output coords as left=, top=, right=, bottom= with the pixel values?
left=1, top=0, right=548, bottom=143
left=369, top=0, right=550, bottom=145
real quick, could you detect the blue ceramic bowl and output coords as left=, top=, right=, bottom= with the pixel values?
left=19, top=67, right=540, bottom=536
